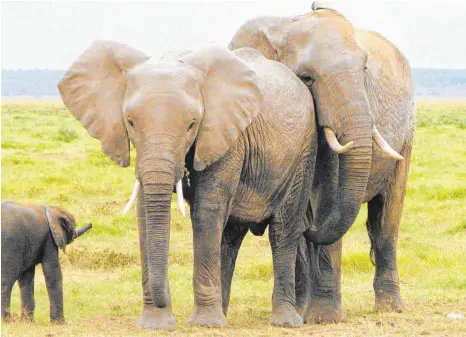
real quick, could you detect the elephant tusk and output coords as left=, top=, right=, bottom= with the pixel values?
left=372, top=127, right=404, bottom=160
left=122, top=180, right=141, bottom=214
left=176, top=180, right=186, bottom=217
left=324, top=127, right=354, bottom=154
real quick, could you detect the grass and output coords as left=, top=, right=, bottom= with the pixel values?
left=1, top=98, right=466, bottom=336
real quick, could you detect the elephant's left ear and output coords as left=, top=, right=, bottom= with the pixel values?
left=182, top=44, right=264, bottom=171
left=44, top=207, right=75, bottom=250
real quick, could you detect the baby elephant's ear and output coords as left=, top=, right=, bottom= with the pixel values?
left=45, top=207, right=75, bottom=250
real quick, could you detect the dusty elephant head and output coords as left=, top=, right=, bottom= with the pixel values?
left=44, top=206, right=92, bottom=249
left=229, top=3, right=403, bottom=245
left=58, top=41, right=263, bottom=308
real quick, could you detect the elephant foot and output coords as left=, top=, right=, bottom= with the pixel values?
left=270, top=307, right=303, bottom=328
left=375, top=293, right=405, bottom=313
left=188, top=306, right=227, bottom=327
left=136, top=305, right=175, bottom=330
left=2, top=313, right=13, bottom=323
left=304, top=299, right=345, bottom=324
left=50, top=317, right=66, bottom=324
left=20, top=314, right=34, bottom=323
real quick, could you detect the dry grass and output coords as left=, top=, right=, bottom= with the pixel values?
left=1, top=99, right=466, bottom=336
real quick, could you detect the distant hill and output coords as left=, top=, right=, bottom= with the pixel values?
left=2, top=68, right=466, bottom=99
left=1, top=69, right=64, bottom=98
left=412, top=68, right=466, bottom=98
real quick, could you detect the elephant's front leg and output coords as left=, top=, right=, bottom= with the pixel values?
left=221, top=221, right=248, bottom=316
left=367, top=144, right=411, bottom=313
left=269, top=215, right=303, bottom=327
left=189, top=200, right=230, bottom=327
left=135, top=184, right=175, bottom=330
left=41, top=243, right=64, bottom=323
left=304, top=239, right=344, bottom=324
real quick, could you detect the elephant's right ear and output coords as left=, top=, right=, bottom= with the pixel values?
left=58, top=40, right=149, bottom=167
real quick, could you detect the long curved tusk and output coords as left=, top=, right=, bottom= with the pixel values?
left=176, top=180, right=186, bottom=217
left=324, top=127, right=354, bottom=154
left=372, top=127, right=404, bottom=160
left=122, top=180, right=141, bottom=214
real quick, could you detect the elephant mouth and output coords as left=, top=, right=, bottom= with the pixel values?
left=122, top=179, right=186, bottom=216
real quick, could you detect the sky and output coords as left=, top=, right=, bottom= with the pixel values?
left=2, top=0, right=466, bottom=70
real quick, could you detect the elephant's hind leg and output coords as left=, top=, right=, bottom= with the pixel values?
left=367, top=143, right=412, bottom=313
left=304, top=239, right=344, bottom=324
left=295, top=235, right=310, bottom=317
left=1, top=276, right=15, bottom=322
left=19, top=266, right=36, bottom=321
left=221, top=221, right=248, bottom=316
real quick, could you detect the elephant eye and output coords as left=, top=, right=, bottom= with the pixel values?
left=128, top=119, right=134, bottom=127
left=301, top=76, right=315, bottom=86
left=187, top=121, right=196, bottom=131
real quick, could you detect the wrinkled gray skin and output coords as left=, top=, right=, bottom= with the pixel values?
left=58, top=43, right=317, bottom=328
left=230, top=4, right=415, bottom=323
left=1, top=201, right=92, bottom=323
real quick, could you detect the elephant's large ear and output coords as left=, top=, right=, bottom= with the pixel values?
left=182, top=44, right=263, bottom=171
left=45, top=207, right=76, bottom=250
left=229, top=20, right=278, bottom=61
left=58, top=40, right=149, bottom=167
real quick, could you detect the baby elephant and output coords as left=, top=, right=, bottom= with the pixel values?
left=1, top=201, right=92, bottom=323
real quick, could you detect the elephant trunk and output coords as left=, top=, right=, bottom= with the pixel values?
left=306, top=146, right=372, bottom=245
left=306, top=71, right=373, bottom=245
left=140, top=154, right=176, bottom=309
left=74, top=223, right=92, bottom=239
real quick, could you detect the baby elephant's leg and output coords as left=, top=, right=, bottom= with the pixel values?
left=42, top=242, right=64, bottom=323
left=1, top=276, right=16, bottom=322
left=19, top=266, right=36, bottom=321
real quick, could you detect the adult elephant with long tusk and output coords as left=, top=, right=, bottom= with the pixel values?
left=58, top=42, right=318, bottom=329
left=229, top=2, right=416, bottom=323
left=123, top=180, right=185, bottom=216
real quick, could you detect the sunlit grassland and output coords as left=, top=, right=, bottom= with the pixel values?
left=1, top=99, right=465, bottom=336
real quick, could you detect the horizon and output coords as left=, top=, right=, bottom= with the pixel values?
left=2, top=1, right=466, bottom=70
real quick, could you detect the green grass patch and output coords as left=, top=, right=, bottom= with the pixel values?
left=1, top=99, right=466, bottom=336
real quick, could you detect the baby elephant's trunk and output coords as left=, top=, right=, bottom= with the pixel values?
left=74, top=223, right=92, bottom=239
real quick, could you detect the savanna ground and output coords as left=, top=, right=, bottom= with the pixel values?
left=1, top=99, right=465, bottom=337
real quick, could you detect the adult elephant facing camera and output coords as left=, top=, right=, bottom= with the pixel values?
left=58, top=42, right=317, bottom=328
left=230, top=2, right=415, bottom=322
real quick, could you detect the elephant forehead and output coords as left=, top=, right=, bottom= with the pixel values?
left=123, top=87, right=202, bottom=119
left=125, top=66, right=201, bottom=108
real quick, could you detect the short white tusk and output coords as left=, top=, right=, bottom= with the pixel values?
left=122, top=180, right=141, bottom=214
left=372, top=127, right=404, bottom=160
left=324, top=127, right=354, bottom=154
left=176, top=180, right=186, bottom=217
